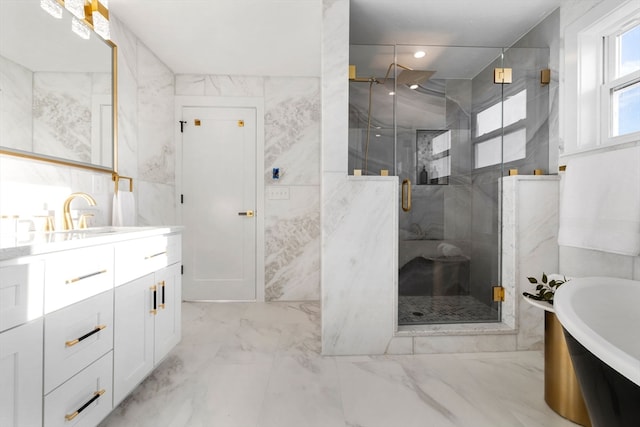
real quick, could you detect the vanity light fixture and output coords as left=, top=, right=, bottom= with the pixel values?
left=71, top=16, right=91, bottom=39
left=41, top=0, right=111, bottom=41
left=414, top=51, right=426, bottom=59
left=86, top=0, right=111, bottom=40
left=40, top=0, right=63, bottom=18
left=64, top=0, right=85, bottom=19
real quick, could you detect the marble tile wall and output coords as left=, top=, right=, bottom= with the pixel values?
left=32, top=72, right=93, bottom=163
left=0, top=55, right=33, bottom=152
left=0, top=15, right=176, bottom=229
left=174, top=74, right=321, bottom=301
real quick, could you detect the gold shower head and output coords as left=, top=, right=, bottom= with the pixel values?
left=381, top=63, right=435, bottom=88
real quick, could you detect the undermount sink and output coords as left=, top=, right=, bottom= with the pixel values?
left=554, top=276, right=640, bottom=427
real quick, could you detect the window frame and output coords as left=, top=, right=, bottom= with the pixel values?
left=563, top=0, right=640, bottom=155
left=600, top=19, right=640, bottom=145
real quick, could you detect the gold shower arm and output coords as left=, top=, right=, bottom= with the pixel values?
left=380, top=63, right=413, bottom=85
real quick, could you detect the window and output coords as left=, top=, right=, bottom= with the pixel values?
left=565, top=0, right=640, bottom=153
left=604, top=22, right=640, bottom=139
left=474, top=90, right=527, bottom=168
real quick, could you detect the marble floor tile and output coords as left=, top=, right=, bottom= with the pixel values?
left=101, top=301, right=579, bottom=427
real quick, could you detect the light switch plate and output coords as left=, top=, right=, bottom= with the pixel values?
left=267, top=186, right=290, bottom=200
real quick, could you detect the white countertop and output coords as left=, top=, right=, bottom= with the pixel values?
left=0, top=226, right=183, bottom=261
left=554, top=276, right=640, bottom=386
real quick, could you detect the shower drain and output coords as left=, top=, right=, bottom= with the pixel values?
left=412, top=311, right=425, bottom=317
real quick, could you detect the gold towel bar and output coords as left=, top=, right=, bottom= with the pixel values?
left=112, top=173, right=134, bottom=192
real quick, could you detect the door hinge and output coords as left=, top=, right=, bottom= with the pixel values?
left=492, top=286, right=505, bottom=302
left=179, top=120, right=187, bottom=133
left=181, top=265, right=184, bottom=275
left=180, top=194, right=184, bottom=204
left=494, top=68, right=512, bottom=84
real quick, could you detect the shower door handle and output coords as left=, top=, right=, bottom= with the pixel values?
left=402, top=179, right=412, bottom=212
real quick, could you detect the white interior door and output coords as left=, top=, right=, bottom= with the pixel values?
left=181, top=106, right=257, bottom=300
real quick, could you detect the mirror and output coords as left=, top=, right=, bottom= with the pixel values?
left=0, top=0, right=116, bottom=172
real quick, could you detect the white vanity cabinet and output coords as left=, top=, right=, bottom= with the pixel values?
left=0, top=318, right=44, bottom=427
left=0, top=259, right=45, bottom=427
left=113, top=234, right=182, bottom=406
left=0, top=227, right=182, bottom=427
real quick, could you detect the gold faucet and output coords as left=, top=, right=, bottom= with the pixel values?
left=63, top=192, right=97, bottom=230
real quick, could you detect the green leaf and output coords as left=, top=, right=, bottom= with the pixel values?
left=543, top=291, right=554, bottom=300
left=536, top=284, right=543, bottom=291
left=542, top=273, right=548, bottom=284
left=527, top=277, right=538, bottom=284
left=549, top=280, right=557, bottom=288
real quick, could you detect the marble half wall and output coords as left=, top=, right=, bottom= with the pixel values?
left=502, top=175, right=560, bottom=350
left=175, top=74, right=321, bottom=301
left=322, top=174, right=398, bottom=355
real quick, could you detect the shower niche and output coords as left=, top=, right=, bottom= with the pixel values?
left=416, top=129, right=450, bottom=185
left=349, top=44, right=550, bottom=326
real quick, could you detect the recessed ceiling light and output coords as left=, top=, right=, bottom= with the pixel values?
left=414, top=51, right=426, bottom=59
left=389, top=91, right=395, bottom=96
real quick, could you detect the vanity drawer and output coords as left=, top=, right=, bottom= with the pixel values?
left=44, top=351, right=113, bottom=427
left=115, top=235, right=173, bottom=286
left=44, top=290, right=113, bottom=394
left=0, top=258, right=44, bottom=332
left=167, top=233, right=182, bottom=265
left=44, top=245, right=114, bottom=314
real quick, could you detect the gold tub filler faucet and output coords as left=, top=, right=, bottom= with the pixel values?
left=63, top=192, right=97, bottom=230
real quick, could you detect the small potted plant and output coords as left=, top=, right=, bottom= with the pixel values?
left=523, top=272, right=569, bottom=305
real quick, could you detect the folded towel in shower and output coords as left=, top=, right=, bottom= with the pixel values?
left=558, top=146, right=640, bottom=256
left=437, top=242, right=463, bottom=257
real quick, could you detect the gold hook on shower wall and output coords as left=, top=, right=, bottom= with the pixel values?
left=401, top=179, right=412, bottom=212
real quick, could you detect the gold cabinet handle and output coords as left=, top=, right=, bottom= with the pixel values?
left=401, top=179, right=412, bottom=212
left=65, top=325, right=107, bottom=347
left=145, top=251, right=167, bottom=260
left=65, top=269, right=107, bottom=284
left=159, top=280, right=166, bottom=309
left=150, top=285, right=157, bottom=315
left=64, top=389, right=105, bottom=421
left=238, top=210, right=254, bottom=217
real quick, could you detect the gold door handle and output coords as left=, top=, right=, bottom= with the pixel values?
left=238, top=210, right=254, bottom=217
left=402, top=179, right=412, bottom=212
left=150, top=285, right=157, bottom=315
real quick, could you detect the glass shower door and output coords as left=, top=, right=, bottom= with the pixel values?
left=348, top=43, right=550, bottom=325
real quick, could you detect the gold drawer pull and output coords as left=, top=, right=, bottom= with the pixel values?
left=145, top=251, right=167, bottom=260
left=150, top=285, right=158, bottom=315
left=64, top=389, right=105, bottom=421
left=65, top=325, right=107, bottom=347
left=65, top=269, right=107, bottom=284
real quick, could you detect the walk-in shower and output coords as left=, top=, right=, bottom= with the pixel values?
left=349, top=44, right=550, bottom=326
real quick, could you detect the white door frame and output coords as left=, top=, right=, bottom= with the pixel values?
left=175, top=96, right=265, bottom=302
